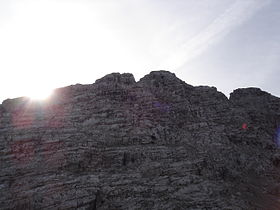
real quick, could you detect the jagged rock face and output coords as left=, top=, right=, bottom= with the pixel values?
left=0, top=71, right=280, bottom=210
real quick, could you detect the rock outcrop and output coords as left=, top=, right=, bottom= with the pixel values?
left=0, top=71, right=280, bottom=209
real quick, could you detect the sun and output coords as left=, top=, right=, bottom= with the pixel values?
left=27, top=88, right=53, bottom=101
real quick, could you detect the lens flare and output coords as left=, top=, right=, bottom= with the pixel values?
left=275, top=127, right=280, bottom=147
left=242, top=123, right=248, bottom=130
left=153, top=101, right=170, bottom=112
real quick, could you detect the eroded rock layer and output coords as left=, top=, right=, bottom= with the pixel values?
left=0, top=71, right=280, bottom=209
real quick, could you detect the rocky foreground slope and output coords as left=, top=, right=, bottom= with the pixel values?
left=0, top=71, right=280, bottom=209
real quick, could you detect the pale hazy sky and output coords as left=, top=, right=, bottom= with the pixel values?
left=0, top=0, right=279, bottom=102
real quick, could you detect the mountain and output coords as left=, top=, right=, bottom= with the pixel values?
left=0, top=71, right=280, bottom=209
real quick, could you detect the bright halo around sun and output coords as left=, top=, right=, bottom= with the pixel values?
left=27, top=87, right=53, bottom=101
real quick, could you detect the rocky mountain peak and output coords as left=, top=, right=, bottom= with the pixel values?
left=230, top=87, right=271, bottom=101
left=0, top=71, right=280, bottom=209
left=230, top=87, right=279, bottom=111
left=139, top=70, right=190, bottom=87
left=95, top=72, right=136, bottom=86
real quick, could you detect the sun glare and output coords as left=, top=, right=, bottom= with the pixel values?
left=27, top=88, right=53, bottom=101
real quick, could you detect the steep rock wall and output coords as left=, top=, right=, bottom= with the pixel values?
left=0, top=71, right=280, bottom=209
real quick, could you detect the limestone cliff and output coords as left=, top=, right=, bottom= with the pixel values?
left=0, top=71, right=280, bottom=209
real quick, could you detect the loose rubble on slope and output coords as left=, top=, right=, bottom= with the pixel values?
left=0, top=71, right=280, bottom=209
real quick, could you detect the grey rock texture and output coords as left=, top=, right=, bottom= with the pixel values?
left=0, top=71, right=280, bottom=209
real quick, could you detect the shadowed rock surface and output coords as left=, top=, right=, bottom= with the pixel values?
left=0, top=71, right=280, bottom=209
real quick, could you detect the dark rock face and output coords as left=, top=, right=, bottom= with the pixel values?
left=0, top=71, right=280, bottom=209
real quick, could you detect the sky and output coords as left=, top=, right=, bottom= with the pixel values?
left=0, top=0, right=279, bottom=102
